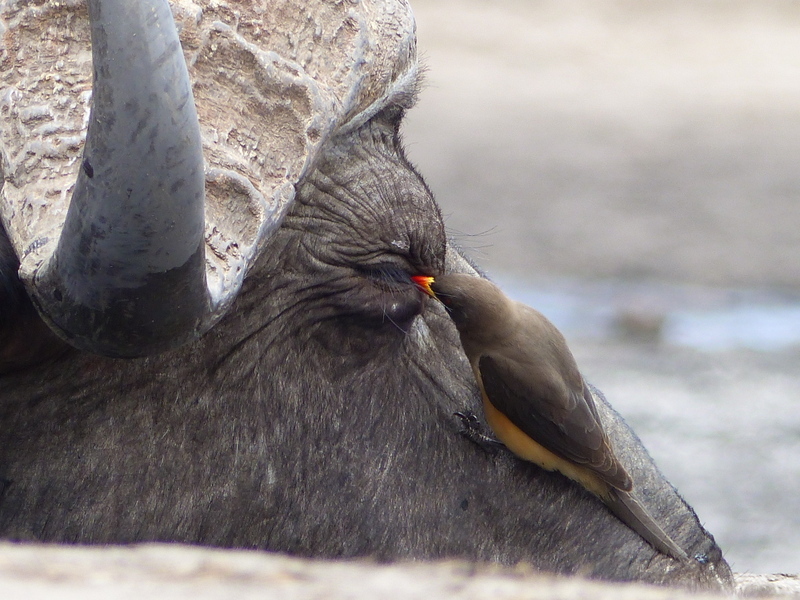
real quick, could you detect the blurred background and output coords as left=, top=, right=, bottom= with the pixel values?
left=402, top=0, right=800, bottom=574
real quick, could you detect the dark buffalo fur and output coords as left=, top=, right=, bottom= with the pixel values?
left=0, top=221, right=68, bottom=374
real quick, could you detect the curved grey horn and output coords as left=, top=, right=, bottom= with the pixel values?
left=32, top=0, right=209, bottom=357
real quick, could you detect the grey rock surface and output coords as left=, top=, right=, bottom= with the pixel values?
left=0, top=543, right=797, bottom=599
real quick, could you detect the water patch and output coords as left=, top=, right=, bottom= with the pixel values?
left=493, top=273, right=800, bottom=352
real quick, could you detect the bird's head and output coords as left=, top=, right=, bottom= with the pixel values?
left=411, top=274, right=515, bottom=346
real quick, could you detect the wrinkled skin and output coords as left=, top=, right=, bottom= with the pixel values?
left=0, top=106, right=731, bottom=589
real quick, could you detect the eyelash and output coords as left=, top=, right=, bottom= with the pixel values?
left=360, top=263, right=412, bottom=288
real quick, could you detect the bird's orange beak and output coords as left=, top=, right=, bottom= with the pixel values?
left=411, top=275, right=436, bottom=298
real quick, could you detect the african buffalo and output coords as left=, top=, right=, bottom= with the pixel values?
left=0, top=0, right=731, bottom=590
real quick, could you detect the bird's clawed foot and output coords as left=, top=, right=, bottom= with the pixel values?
left=454, top=411, right=505, bottom=454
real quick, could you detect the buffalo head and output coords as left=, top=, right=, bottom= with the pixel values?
left=0, top=0, right=732, bottom=591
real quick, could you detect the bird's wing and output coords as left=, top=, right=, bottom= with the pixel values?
left=479, top=353, right=633, bottom=491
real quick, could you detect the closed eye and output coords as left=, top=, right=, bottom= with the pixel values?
left=359, top=263, right=413, bottom=290
left=342, top=261, right=424, bottom=333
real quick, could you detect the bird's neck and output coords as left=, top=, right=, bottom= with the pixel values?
left=458, top=300, right=520, bottom=357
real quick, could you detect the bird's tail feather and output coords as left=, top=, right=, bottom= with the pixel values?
left=605, top=488, right=689, bottom=561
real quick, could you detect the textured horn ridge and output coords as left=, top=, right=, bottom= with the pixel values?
left=0, top=0, right=419, bottom=357
left=32, top=0, right=210, bottom=357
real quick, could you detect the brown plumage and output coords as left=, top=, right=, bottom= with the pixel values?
left=412, top=273, right=688, bottom=561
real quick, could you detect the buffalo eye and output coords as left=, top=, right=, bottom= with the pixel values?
left=354, top=263, right=425, bottom=332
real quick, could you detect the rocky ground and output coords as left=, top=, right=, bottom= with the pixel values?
left=0, top=543, right=797, bottom=599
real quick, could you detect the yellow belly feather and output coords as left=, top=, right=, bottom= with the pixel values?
left=476, top=370, right=610, bottom=500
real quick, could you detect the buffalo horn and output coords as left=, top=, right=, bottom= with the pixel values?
left=33, top=0, right=209, bottom=357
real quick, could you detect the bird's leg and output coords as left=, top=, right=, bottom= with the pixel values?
left=454, top=411, right=505, bottom=453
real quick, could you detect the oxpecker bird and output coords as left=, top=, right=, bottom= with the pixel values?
left=412, top=273, right=689, bottom=561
